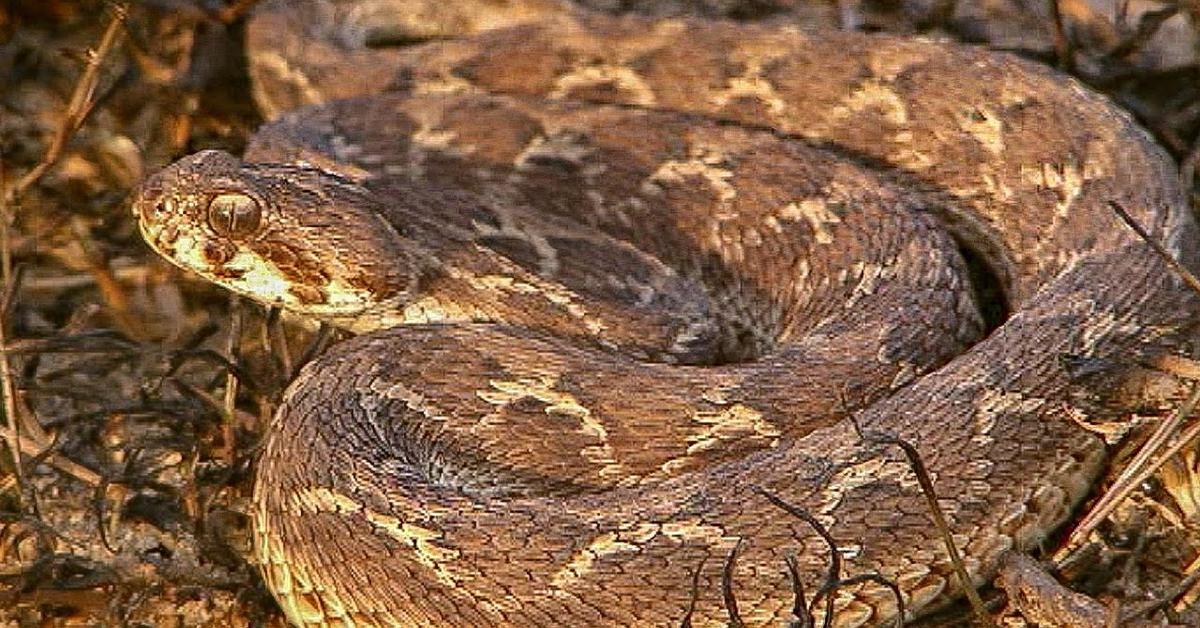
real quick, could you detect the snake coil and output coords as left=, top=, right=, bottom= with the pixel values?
left=133, top=1, right=1200, bottom=625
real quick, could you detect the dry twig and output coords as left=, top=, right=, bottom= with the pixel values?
left=1060, top=383, right=1200, bottom=556
left=0, top=2, right=130, bottom=505
left=1108, top=201, right=1200, bottom=295
left=0, top=145, right=21, bottom=497
left=1060, top=203, right=1200, bottom=553
left=220, top=297, right=243, bottom=462
left=1048, top=0, right=1076, bottom=72
left=2, top=3, right=129, bottom=205
left=860, top=430, right=996, bottom=627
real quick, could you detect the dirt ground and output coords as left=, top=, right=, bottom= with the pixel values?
left=0, top=0, right=1198, bottom=626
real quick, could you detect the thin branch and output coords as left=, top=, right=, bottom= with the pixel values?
left=1108, top=201, right=1200, bottom=297
left=755, top=487, right=841, bottom=626
left=783, top=554, right=811, bottom=628
left=0, top=3, right=128, bottom=501
left=722, top=538, right=746, bottom=628
left=755, top=487, right=906, bottom=626
left=678, top=555, right=709, bottom=628
left=1060, top=384, right=1200, bottom=555
left=68, top=215, right=137, bottom=336
left=3, top=2, right=129, bottom=205
left=1048, top=0, right=1075, bottom=72
left=0, top=141, right=21, bottom=497
left=860, top=431, right=995, bottom=627
left=221, top=296, right=243, bottom=463
left=0, top=425, right=102, bottom=487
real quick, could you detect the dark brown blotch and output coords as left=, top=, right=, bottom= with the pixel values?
left=288, top=284, right=327, bottom=305
left=257, top=240, right=330, bottom=288
left=562, top=81, right=628, bottom=105
left=212, top=266, right=247, bottom=280
left=508, top=396, right=549, bottom=414
left=441, top=99, right=544, bottom=165
left=344, top=263, right=403, bottom=301
left=451, top=26, right=568, bottom=93
left=202, top=240, right=235, bottom=266
left=628, top=44, right=740, bottom=99
left=717, top=96, right=776, bottom=124
left=478, top=235, right=544, bottom=275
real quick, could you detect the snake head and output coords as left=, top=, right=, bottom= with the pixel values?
left=133, top=149, right=423, bottom=328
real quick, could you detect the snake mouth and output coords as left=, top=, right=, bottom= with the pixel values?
left=140, top=221, right=404, bottom=328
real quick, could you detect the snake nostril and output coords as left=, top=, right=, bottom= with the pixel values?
left=140, top=197, right=168, bottom=223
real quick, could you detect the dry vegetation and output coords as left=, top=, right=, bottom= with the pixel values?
left=0, top=0, right=1198, bottom=625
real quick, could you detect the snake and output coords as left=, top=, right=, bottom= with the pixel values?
left=130, top=0, right=1200, bottom=625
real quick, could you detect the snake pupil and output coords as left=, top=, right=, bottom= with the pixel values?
left=207, top=193, right=263, bottom=239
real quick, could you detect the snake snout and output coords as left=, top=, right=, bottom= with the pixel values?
left=134, top=150, right=245, bottom=227
left=134, top=148, right=433, bottom=331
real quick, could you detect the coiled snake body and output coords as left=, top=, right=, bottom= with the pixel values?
left=133, top=1, right=1200, bottom=625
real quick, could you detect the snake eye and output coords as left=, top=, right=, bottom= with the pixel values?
left=207, top=193, right=263, bottom=239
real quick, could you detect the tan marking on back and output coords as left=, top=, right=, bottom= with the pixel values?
left=866, top=46, right=937, bottom=80
left=413, top=74, right=477, bottom=95
left=551, top=531, right=642, bottom=587
left=479, top=376, right=628, bottom=477
left=779, top=198, right=842, bottom=245
left=469, top=273, right=544, bottom=294
left=660, top=518, right=731, bottom=545
left=958, top=107, right=1005, bottom=155
left=818, top=455, right=921, bottom=521
left=250, top=51, right=324, bottom=114
left=550, top=64, right=658, bottom=106
left=363, top=509, right=462, bottom=586
left=843, top=261, right=887, bottom=308
left=411, top=123, right=462, bottom=152
left=710, top=57, right=788, bottom=118
left=685, top=403, right=780, bottom=456
left=973, top=389, right=1046, bottom=444
left=398, top=295, right=479, bottom=325
left=644, top=149, right=737, bottom=204
left=1019, top=161, right=1096, bottom=218
left=831, top=80, right=909, bottom=126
